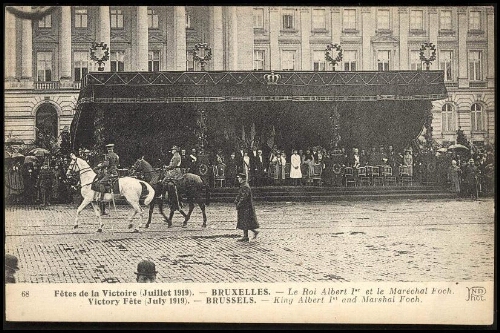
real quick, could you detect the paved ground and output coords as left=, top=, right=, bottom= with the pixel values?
left=4, top=198, right=495, bottom=283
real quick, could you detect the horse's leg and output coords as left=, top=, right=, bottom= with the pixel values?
left=90, top=201, right=104, bottom=232
left=199, top=202, right=207, bottom=228
left=182, top=202, right=195, bottom=228
left=146, top=198, right=155, bottom=228
left=74, top=196, right=92, bottom=229
left=159, top=200, right=172, bottom=227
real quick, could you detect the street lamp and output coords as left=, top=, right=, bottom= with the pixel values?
left=193, top=43, right=212, bottom=71
left=325, top=43, right=343, bottom=71
left=419, top=42, right=437, bottom=71
left=90, top=42, right=110, bottom=72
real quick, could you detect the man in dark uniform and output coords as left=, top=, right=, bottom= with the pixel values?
left=234, top=172, right=259, bottom=242
left=463, top=158, right=479, bottom=200
left=95, top=143, right=120, bottom=215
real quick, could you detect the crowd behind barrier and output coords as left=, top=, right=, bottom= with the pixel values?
left=4, top=142, right=495, bottom=205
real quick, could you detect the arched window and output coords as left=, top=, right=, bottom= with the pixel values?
left=36, top=103, right=58, bottom=139
left=441, top=103, right=455, bottom=132
left=470, top=103, right=484, bottom=132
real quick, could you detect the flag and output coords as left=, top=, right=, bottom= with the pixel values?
left=242, top=125, right=246, bottom=146
left=250, top=123, right=256, bottom=148
left=267, top=125, right=275, bottom=149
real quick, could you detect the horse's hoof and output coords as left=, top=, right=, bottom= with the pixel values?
left=128, top=223, right=134, bottom=229
left=202, top=224, right=207, bottom=228
left=167, top=224, right=172, bottom=228
left=145, top=224, right=150, bottom=229
left=73, top=225, right=79, bottom=229
left=182, top=224, right=187, bottom=228
left=97, top=228, right=102, bottom=233
left=133, top=229, right=140, bottom=233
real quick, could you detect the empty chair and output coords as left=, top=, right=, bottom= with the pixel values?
left=213, top=163, right=226, bottom=188
left=311, top=163, right=323, bottom=186
left=372, top=166, right=385, bottom=186
left=344, top=166, right=356, bottom=187
left=400, top=165, right=413, bottom=186
left=358, top=166, right=371, bottom=186
left=383, top=165, right=397, bottom=186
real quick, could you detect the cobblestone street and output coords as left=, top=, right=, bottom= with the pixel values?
left=4, top=198, right=495, bottom=283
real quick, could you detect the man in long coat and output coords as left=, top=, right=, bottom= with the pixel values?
left=234, top=173, right=259, bottom=242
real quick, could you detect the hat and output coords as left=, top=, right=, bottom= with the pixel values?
left=171, top=145, right=180, bottom=151
left=62, top=125, right=70, bottom=132
left=469, top=158, right=475, bottom=163
left=236, top=172, right=247, bottom=179
left=106, top=144, right=114, bottom=149
left=5, top=254, right=19, bottom=271
left=135, top=260, right=157, bottom=276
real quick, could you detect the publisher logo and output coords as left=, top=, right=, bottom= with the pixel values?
left=466, top=286, right=486, bottom=301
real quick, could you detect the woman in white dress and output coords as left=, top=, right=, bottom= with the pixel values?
left=290, top=149, right=302, bottom=186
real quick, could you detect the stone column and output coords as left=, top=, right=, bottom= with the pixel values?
left=428, top=7, right=438, bottom=70
left=457, top=7, right=468, bottom=88
left=97, top=6, right=111, bottom=72
left=209, top=6, right=224, bottom=70
left=226, top=6, right=238, bottom=70
left=21, top=6, right=33, bottom=80
left=136, top=6, right=149, bottom=71
left=5, top=8, right=16, bottom=80
left=486, top=7, right=494, bottom=88
left=269, top=7, right=280, bottom=70
left=236, top=7, right=254, bottom=70
left=300, top=8, right=310, bottom=70
left=59, top=6, right=72, bottom=81
left=174, top=6, right=186, bottom=71
left=361, top=8, right=373, bottom=70
left=398, top=8, right=409, bottom=70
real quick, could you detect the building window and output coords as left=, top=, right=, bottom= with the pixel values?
left=343, top=9, right=356, bottom=30
left=410, top=51, right=424, bottom=71
left=36, top=104, right=58, bottom=140
left=186, top=13, right=191, bottom=29
left=441, top=104, right=455, bottom=133
left=148, top=50, right=160, bottom=72
left=312, top=50, right=328, bottom=71
left=312, top=9, right=326, bottom=30
left=253, top=8, right=264, bottom=29
left=74, top=51, right=89, bottom=82
left=74, top=8, right=88, bottom=28
left=377, top=50, right=390, bottom=71
left=110, top=51, right=125, bottom=72
left=282, top=9, right=295, bottom=30
left=410, top=10, right=423, bottom=30
left=38, top=14, right=51, bottom=28
left=377, top=9, right=390, bottom=31
left=148, top=8, right=159, bottom=29
left=440, top=10, right=452, bottom=30
left=281, top=50, right=296, bottom=71
left=254, top=50, right=265, bottom=71
left=439, top=50, right=454, bottom=81
left=343, top=50, right=357, bottom=71
left=469, top=10, right=481, bottom=30
left=36, top=52, right=52, bottom=82
left=110, top=9, right=124, bottom=29
left=468, top=51, right=483, bottom=81
left=470, top=103, right=483, bottom=132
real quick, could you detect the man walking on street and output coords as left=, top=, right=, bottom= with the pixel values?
left=234, top=173, right=259, bottom=242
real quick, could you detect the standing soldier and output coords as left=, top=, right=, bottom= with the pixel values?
left=234, top=172, right=259, bottom=242
left=37, top=158, right=54, bottom=206
left=463, top=158, right=478, bottom=200
left=96, top=143, right=120, bottom=215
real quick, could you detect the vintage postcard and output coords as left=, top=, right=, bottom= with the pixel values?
left=4, top=5, right=495, bottom=326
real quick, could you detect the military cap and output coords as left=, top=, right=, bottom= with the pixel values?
left=236, top=172, right=247, bottom=179
left=171, top=145, right=180, bottom=151
left=106, top=144, right=115, bottom=149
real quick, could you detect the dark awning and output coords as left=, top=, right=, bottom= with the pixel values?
left=71, top=71, right=447, bottom=167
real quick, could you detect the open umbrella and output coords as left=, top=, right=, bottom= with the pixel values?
left=448, top=144, right=469, bottom=150
left=24, top=155, right=39, bottom=164
left=10, top=152, right=25, bottom=159
left=29, top=147, right=50, bottom=156
left=437, top=147, right=448, bottom=153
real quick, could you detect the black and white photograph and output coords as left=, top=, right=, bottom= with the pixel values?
left=4, top=5, right=495, bottom=325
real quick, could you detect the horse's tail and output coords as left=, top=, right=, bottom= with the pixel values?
left=140, top=181, right=155, bottom=206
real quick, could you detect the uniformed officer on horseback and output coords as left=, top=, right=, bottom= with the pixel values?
left=164, top=145, right=183, bottom=180
left=95, top=143, right=120, bottom=215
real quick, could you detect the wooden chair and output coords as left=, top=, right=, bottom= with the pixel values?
left=285, top=163, right=291, bottom=185
left=311, top=163, right=323, bottom=186
left=372, top=166, right=385, bottom=186
left=213, top=163, right=226, bottom=188
left=358, top=166, right=370, bottom=186
left=344, top=166, right=356, bottom=187
left=400, top=165, right=413, bottom=186
left=383, top=165, right=397, bottom=186
left=363, top=166, right=374, bottom=186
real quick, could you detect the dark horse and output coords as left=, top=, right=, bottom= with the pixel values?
left=130, top=158, right=210, bottom=228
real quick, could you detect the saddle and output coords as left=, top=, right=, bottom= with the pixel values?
left=91, top=176, right=119, bottom=195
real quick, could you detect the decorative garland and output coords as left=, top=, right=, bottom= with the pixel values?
left=419, top=42, right=436, bottom=70
left=325, top=43, right=343, bottom=70
left=90, top=42, right=110, bottom=72
left=193, top=43, right=212, bottom=63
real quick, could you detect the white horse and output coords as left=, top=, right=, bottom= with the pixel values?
left=66, top=153, right=155, bottom=232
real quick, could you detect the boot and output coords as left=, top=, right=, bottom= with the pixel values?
left=100, top=201, right=107, bottom=215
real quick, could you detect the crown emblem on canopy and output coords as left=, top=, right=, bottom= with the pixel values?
left=264, top=71, right=281, bottom=85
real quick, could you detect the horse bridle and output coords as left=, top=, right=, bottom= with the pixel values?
left=67, top=157, right=94, bottom=187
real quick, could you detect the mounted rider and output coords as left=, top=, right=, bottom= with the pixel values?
left=94, top=143, right=120, bottom=214
left=162, top=145, right=184, bottom=210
